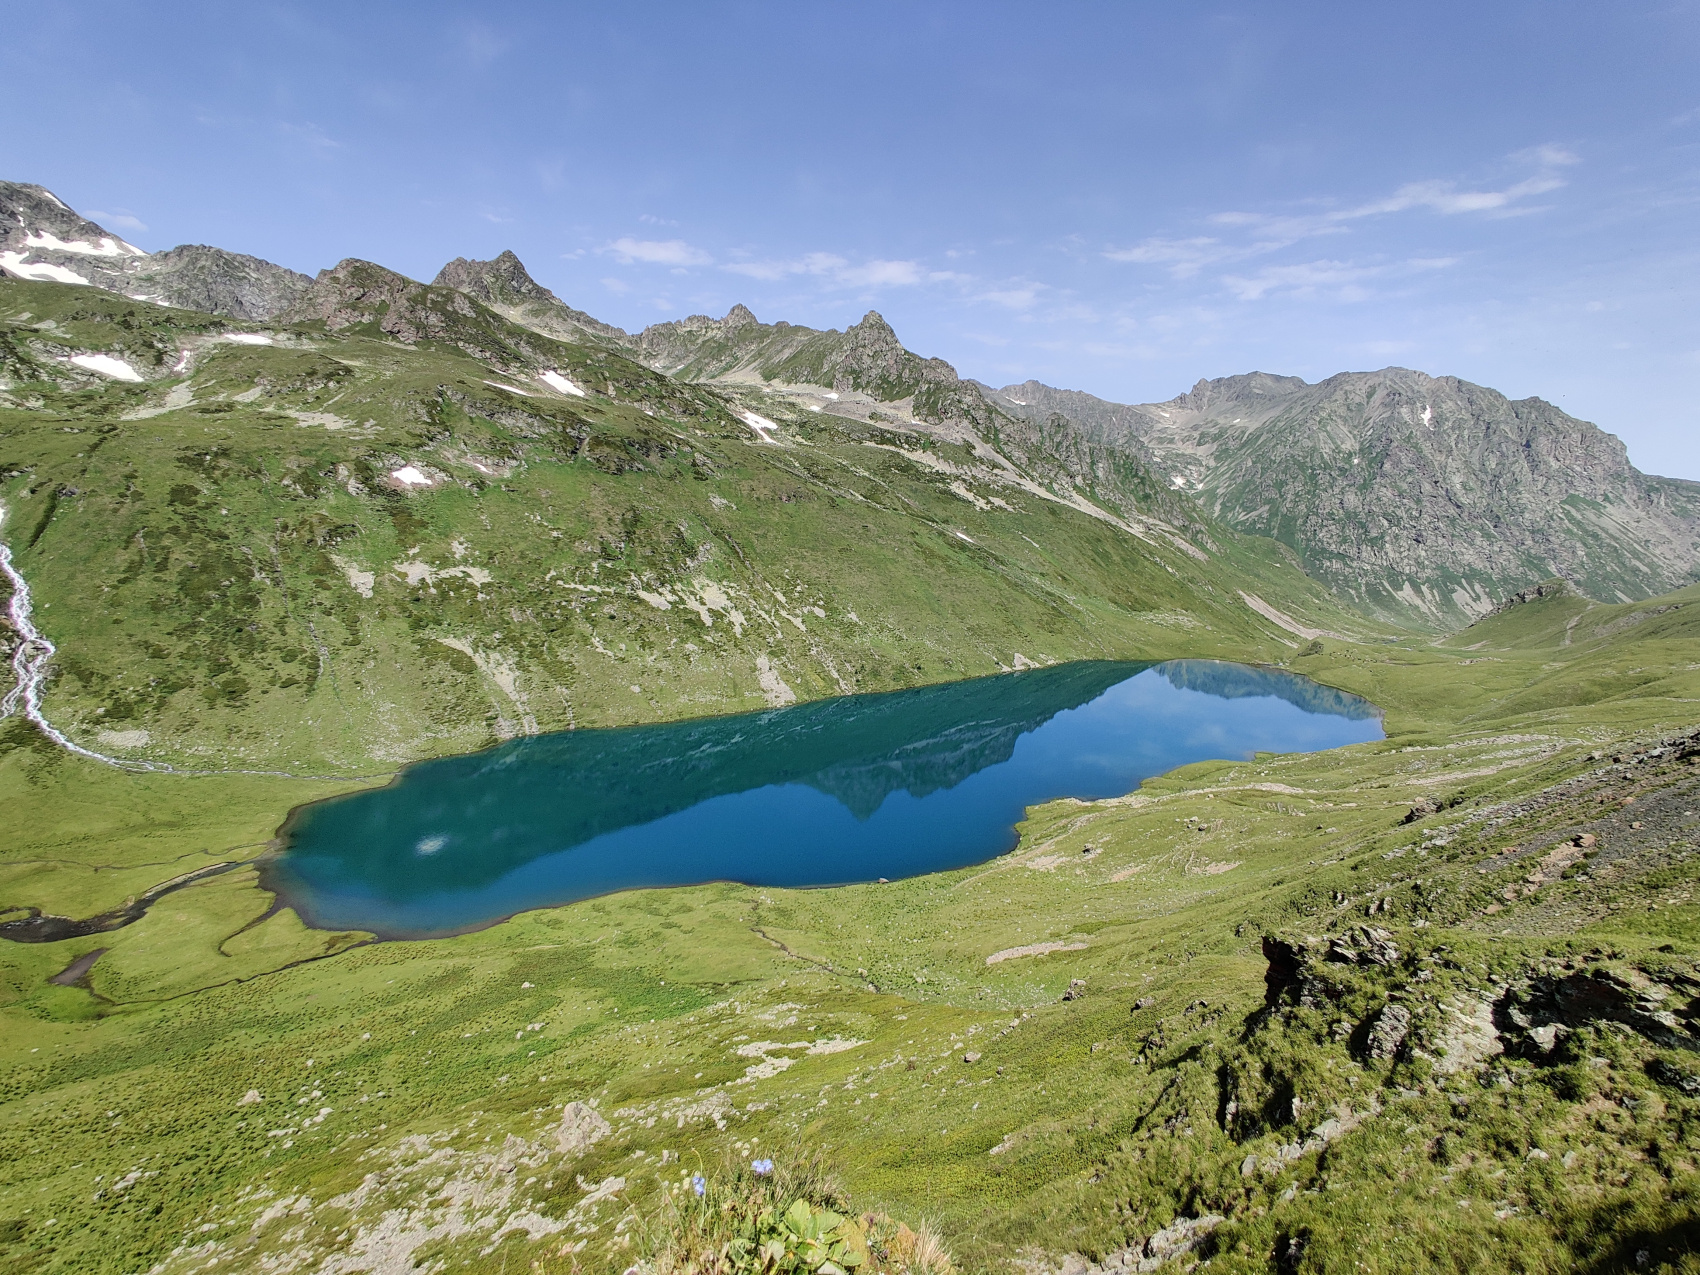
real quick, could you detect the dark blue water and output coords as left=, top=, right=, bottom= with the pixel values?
left=267, top=660, right=1381, bottom=937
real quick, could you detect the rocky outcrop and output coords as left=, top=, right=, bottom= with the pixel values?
left=125, top=245, right=312, bottom=319
left=554, top=1101, right=611, bottom=1155
left=1363, top=1003, right=1412, bottom=1060
left=1036, top=1214, right=1224, bottom=1275
left=993, top=370, right=1700, bottom=629
left=1498, top=963, right=1700, bottom=1055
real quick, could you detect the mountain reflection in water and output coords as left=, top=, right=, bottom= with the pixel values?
left=267, top=660, right=1381, bottom=937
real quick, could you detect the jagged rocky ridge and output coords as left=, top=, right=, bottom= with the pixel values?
left=0, top=181, right=310, bottom=319
left=7, top=175, right=1697, bottom=630
left=991, top=373, right=1700, bottom=628
left=629, top=303, right=1212, bottom=548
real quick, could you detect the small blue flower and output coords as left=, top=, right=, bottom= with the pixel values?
left=691, top=1174, right=706, bottom=1197
left=751, top=1158, right=774, bottom=1176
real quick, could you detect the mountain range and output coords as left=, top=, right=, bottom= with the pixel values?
left=3, top=177, right=1697, bottom=640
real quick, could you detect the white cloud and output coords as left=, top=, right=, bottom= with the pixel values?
left=600, top=276, right=632, bottom=294
left=839, top=259, right=923, bottom=287
left=722, top=252, right=926, bottom=289
left=83, top=210, right=146, bottom=232
left=1107, top=144, right=1581, bottom=272
left=979, top=286, right=1041, bottom=310
left=1222, top=256, right=1455, bottom=302
left=1104, top=236, right=1235, bottom=277
left=276, top=120, right=339, bottom=151
left=606, top=237, right=712, bottom=266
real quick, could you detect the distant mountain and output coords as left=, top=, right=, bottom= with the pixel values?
left=10, top=174, right=1691, bottom=631
left=633, top=304, right=1210, bottom=548
left=0, top=181, right=308, bottom=319
left=992, top=372, right=1700, bottom=627
left=432, top=250, right=628, bottom=347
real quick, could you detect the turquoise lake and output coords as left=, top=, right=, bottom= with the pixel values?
left=266, top=660, right=1382, bottom=937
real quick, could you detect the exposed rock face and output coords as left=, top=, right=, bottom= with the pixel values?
left=1498, top=963, right=1700, bottom=1054
left=1326, top=925, right=1400, bottom=967
left=992, top=371, right=1700, bottom=629
left=634, top=306, right=1209, bottom=544
left=281, top=258, right=566, bottom=377
left=432, top=250, right=627, bottom=346
left=0, top=181, right=308, bottom=320
left=125, top=245, right=311, bottom=320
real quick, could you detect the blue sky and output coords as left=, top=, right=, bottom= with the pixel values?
left=5, top=2, right=1698, bottom=476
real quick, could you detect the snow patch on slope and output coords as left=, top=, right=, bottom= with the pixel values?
left=69, top=353, right=143, bottom=381
left=0, top=251, right=90, bottom=285
left=538, top=370, right=586, bottom=397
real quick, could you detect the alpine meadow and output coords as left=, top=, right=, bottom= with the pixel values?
left=4, top=32, right=1700, bottom=1273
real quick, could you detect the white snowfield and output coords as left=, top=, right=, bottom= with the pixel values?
left=22, top=229, right=144, bottom=257
left=390, top=465, right=433, bottom=487
left=69, top=353, right=143, bottom=381
left=538, top=370, right=586, bottom=397
left=741, top=410, right=780, bottom=442
left=0, top=251, right=90, bottom=285
left=223, top=333, right=274, bottom=346
left=483, top=379, right=534, bottom=396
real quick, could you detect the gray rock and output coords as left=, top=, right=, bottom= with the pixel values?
left=555, top=1100, right=611, bottom=1155
left=434, top=250, right=628, bottom=346
left=125, top=245, right=311, bottom=320
left=1365, top=1003, right=1412, bottom=1060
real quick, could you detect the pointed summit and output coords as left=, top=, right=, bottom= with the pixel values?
left=434, top=250, right=548, bottom=306
left=431, top=250, right=627, bottom=345
left=723, top=303, right=759, bottom=328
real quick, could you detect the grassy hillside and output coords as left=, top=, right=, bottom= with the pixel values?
left=1, top=553, right=1698, bottom=1270
left=0, top=277, right=1368, bottom=775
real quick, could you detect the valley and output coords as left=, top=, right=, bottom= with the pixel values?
left=2, top=182, right=1700, bottom=1275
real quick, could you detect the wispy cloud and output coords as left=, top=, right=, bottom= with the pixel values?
left=978, top=284, right=1043, bottom=310
left=83, top=210, right=146, bottom=232
left=1106, top=145, right=1580, bottom=286
left=275, top=120, right=340, bottom=151
left=1104, top=236, right=1237, bottom=277
left=606, top=237, right=712, bottom=266
left=722, top=252, right=938, bottom=289
left=454, top=21, right=508, bottom=69
left=1221, top=256, right=1455, bottom=301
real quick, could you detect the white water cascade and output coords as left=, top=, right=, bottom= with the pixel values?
left=0, top=505, right=140, bottom=769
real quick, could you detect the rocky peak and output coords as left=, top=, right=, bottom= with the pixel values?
left=722, top=303, right=759, bottom=328
left=125, top=245, right=311, bottom=320
left=430, top=250, right=627, bottom=346
left=1, top=178, right=315, bottom=320
left=433, top=250, right=547, bottom=305
left=281, top=259, right=457, bottom=338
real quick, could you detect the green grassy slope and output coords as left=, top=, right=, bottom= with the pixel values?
left=1, top=565, right=1698, bottom=1271
left=0, top=277, right=1369, bottom=775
